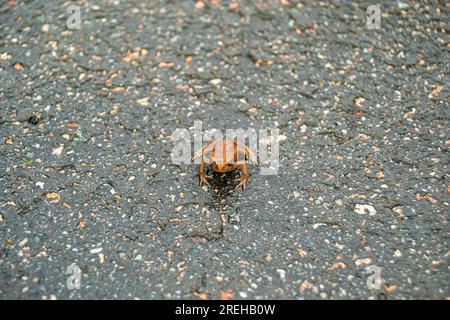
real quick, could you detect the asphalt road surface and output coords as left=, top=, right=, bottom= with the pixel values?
left=0, top=0, right=448, bottom=299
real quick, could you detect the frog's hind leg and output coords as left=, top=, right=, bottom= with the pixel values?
left=232, top=137, right=258, bottom=164
left=192, top=140, right=217, bottom=162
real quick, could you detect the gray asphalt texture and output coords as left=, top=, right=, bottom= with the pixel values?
left=0, top=0, right=449, bottom=300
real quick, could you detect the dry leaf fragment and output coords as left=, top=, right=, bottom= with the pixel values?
left=431, top=85, right=442, bottom=95
left=36, top=251, right=48, bottom=257
left=354, top=97, right=366, bottom=106
left=112, top=86, right=124, bottom=93
left=332, top=79, right=341, bottom=86
left=184, top=55, right=192, bottom=65
left=98, top=252, right=105, bottom=264
left=52, top=145, right=64, bottom=156
left=305, top=24, right=316, bottom=33
left=324, top=172, right=334, bottom=180
left=76, top=219, right=87, bottom=229
left=384, top=284, right=397, bottom=292
left=105, top=72, right=119, bottom=86
left=219, top=289, right=235, bottom=300
left=195, top=1, right=205, bottom=9
left=229, top=1, right=239, bottom=9
left=45, top=193, right=60, bottom=204
left=329, top=261, right=347, bottom=270
left=14, top=62, right=24, bottom=71
left=355, top=257, right=372, bottom=266
left=299, top=279, right=312, bottom=294
left=66, top=122, right=79, bottom=128
left=159, top=61, right=174, bottom=68
left=137, top=97, right=150, bottom=106
left=62, top=202, right=71, bottom=209
left=297, top=248, right=307, bottom=257
left=375, top=171, right=385, bottom=178
left=0, top=52, right=12, bottom=60
left=415, top=194, right=437, bottom=204
left=392, top=206, right=404, bottom=217
left=193, top=291, right=208, bottom=300
left=122, top=50, right=140, bottom=63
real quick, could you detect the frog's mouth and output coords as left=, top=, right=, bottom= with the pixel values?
left=210, top=163, right=236, bottom=173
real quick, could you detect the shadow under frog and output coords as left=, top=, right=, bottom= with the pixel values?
left=188, top=168, right=243, bottom=241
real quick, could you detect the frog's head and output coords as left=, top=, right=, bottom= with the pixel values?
left=210, top=162, right=234, bottom=173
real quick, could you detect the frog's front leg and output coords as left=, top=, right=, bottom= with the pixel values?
left=236, top=163, right=249, bottom=189
left=198, top=159, right=211, bottom=186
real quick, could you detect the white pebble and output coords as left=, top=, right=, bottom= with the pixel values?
left=354, top=204, right=376, bottom=215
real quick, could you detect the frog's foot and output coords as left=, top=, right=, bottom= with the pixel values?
left=235, top=175, right=248, bottom=190
left=199, top=174, right=211, bottom=186
left=235, top=164, right=249, bottom=190
left=198, top=177, right=211, bottom=186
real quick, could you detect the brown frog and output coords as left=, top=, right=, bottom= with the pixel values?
left=192, top=137, right=257, bottom=189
